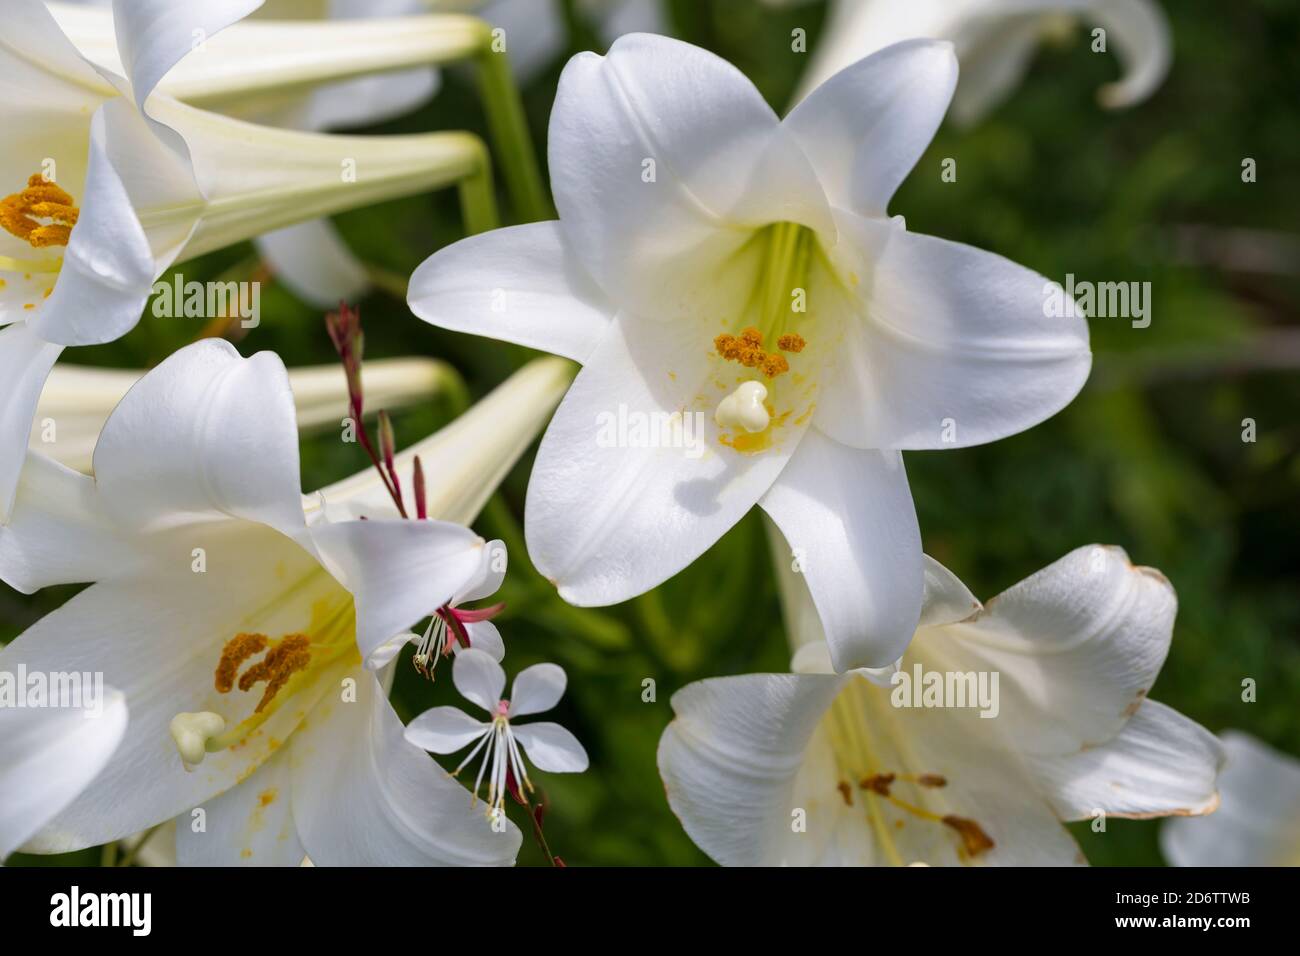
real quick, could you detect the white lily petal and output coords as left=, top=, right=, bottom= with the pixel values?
left=0, top=687, right=127, bottom=860
left=91, top=339, right=305, bottom=536
left=1090, top=0, right=1172, bottom=109
left=452, top=647, right=507, bottom=712
left=918, top=554, right=983, bottom=629
left=452, top=539, right=507, bottom=606
left=0, top=324, right=63, bottom=522
left=657, top=672, right=844, bottom=866
left=462, top=620, right=505, bottom=662
left=174, top=747, right=305, bottom=866
left=1161, top=731, right=1300, bottom=867
left=481, top=0, right=566, bottom=82
left=509, top=662, right=566, bottom=718
left=255, top=220, right=369, bottom=307
left=512, top=722, right=588, bottom=773
left=404, top=706, right=490, bottom=754
left=783, top=39, right=958, bottom=218
left=408, top=221, right=616, bottom=364
left=1030, top=699, right=1224, bottom=820
left=111, top=0, right=266, bottom=112
left=29, top=104, right=163, bottom=348
left=926, top=545, right=1176, bottom=756
left=524, top=315, right=799, bottom=606
left=291, top=667, right=520, bottom=865
left=816, top=211, right=1091, bottom=451
left=760, top=430, right=923, bottom=672
left=548, top=33, right=831, bottom=313
left=303, top=518, right=485, bottom=667
left=367, top=631, right=418, bottom=670
left=0, top=454, right=135, bottom=593
left=947, top=15, right=1048, bottom=127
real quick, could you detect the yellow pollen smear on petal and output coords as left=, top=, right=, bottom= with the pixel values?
left=0, top=173, right=80, bottom=249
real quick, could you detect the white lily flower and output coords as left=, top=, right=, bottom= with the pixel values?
left=408, top=34, right=1091, bottom=671
left=657, top=545, right=1223, bottom=865
left=0, top=0, right=490, bottom=521
left=32, top=356, right=459, bottom=473
left=0, top=343, right=573, bottom=865
left=780, top=0, right=1172, bottom=124
left=0, top=686, right=127, bottom=862
left=1162, top=731, right=1300, bottom=866
left=405, top=648, right=589, bottom=819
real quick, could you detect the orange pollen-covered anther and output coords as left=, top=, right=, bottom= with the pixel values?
left=214, top=632, right=312, bottom=714
left=713, top=326, right=802, bottom=379
left=942, top=815, right=996, bottom=857
left=0, top=173, right=80, bottom=248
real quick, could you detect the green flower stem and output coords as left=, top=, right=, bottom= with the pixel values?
left=473, top=41, right=552, bottom=223
left=457, top=140, right=502, bottom=236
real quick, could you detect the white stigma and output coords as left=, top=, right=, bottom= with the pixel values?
left=715, top=380, right=770, bottom=433
left=169, top=711, right=226, bottom=769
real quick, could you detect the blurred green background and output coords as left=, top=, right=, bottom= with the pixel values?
left=4, top=0, right=1298, bottom=866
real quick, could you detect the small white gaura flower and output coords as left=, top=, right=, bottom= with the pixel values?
left=405, top=648, right=589, bottom=819
left=481, top=0, right=667, bottom=82
left=0, top=687, right=128, bottom=862
left=0, top=343, right=573, bottom=866
left=1162, top=731, right=1300, bottom=867
left=0, top=0, right=490, bottom=522
left=409, top=34, right=1091, bottom=672
left=33, top=356, right=458, bottom=473
left=778, top=0, right=1172, bottom=124
left=657, top=545, right=1224, bottom=866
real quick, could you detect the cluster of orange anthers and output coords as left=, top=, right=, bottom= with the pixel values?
left=713, top=327, right=806, bottom=378
left=0, top=173, right=79, bottom=248
left=214, top=632, right=312, bottom=714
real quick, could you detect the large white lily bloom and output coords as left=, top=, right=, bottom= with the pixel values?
left=1161, top=731, right=1300, bottom=867
left=781, top=0, right=1172, bottom=124
left=408, top=34, right=1091, bottom=671
left=32, top=357, right=458, bottom=473
left=0, top=342, right=573, bottom=865
left=406, top=649, right=589, bottom=819
left=658, top=545, right=1223, bottom=866
left=0, top=0, right=489, bottom=521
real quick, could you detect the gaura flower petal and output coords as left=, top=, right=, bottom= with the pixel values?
left=523, top=315, right=802, bottom=606
left=1161, top=732, right=1300, bottom=867
left=783, top=39, right=958, bottom=218
left=304, top=519, right=486, bottom=668
left=290, top=667, right=521, bottom=865
left=815, top=211, right=1091, bottom=451
left=463, top=620, right=506, bottom=662
left=512, top=723, right=589, bottom=773
left=91, top=338, right=305, bottom=536
left=452, top=539, right=508, bottom=606
left=174, top=747, right=305, bottom=866
left=0, top=686, right=128, bottom=860
left=548, top=33, right=832, bottom=314
left=760, top=430, right=923, bottom=671
left=509, top=662, right=566, bottom=718
left=1029, top=699, right=1224, bottom=820
left=404, top=706, right=490, bottom=754
left=452, top=647, right=507, bottom=713
left=408, top=221, right=616, bottom=364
